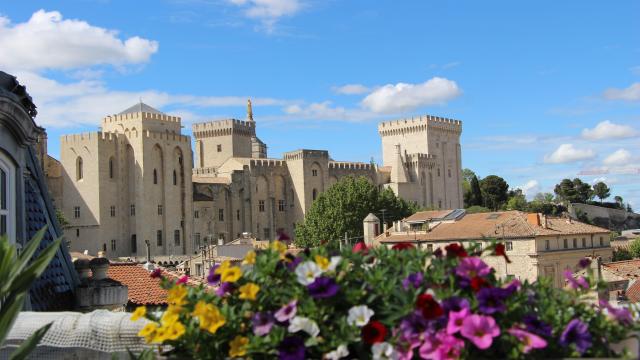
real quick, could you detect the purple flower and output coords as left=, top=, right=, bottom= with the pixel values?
left=599, top=300, right=634, bottom=325
left=252, top=311, right=275, bottom=336
left=207, top=264, right=221, bottom=285
left=399, top=311, right=429, bottom=344
left=564, top=270, right=589, bottom=290
left=523, top=314, right=552, bottom=337
left=442, top=297, right=470, bottom=313
left=307, top=276, right=340, bottom=299
left=287, top=255, right=303, bottom=271
left=215, top=281, right=233, bottom=296
left=455, top=257, right=491, bottom=280
left=275, top=300, right=298, bottom=323
left=278, top=335, right=306, bottom=360
left=502, top=279, right=521, bottom=296
left=402, top=272, right=424, bottom=290
left=560, top=319, right=592, bottom=355
left=477, top=287, right=508, bottom=314
left=578, top=258, right=592, bottom=269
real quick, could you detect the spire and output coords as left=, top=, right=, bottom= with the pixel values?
left=247, top=98, right=254, bottom=122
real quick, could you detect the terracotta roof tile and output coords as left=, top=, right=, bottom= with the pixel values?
left=626, top=280, right=640, bottom=303
left=108, top=263, right=169, bottom=305
left=602, top=260, right=640, bottom=280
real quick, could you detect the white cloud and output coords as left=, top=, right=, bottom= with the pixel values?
left=603, top=149, right=632, bottom=166
left=333, top=84, right=370, bottom=95
left=361, top=77, right=461, bottom=113
left=581, top=120, right=639, bottom=140
left=283, top=101, right=376, bottom=122
left=0, top=10, right=158, bottom=71
left=543, top=144, right=596, bottom=164
left=603, top=83, right=640, bottom=101
left=518, top=180, right=540, bottom=198
left=227, top=0, right=302, bottom=32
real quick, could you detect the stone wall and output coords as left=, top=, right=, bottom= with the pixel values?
left=569, top=203, right=640, bottom=231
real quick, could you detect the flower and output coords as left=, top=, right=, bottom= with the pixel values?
left=455, top=257, right=491, bottom=279
left=508, top=327, right=547, bottom=353
left=560, top=319, right=592, bottom=355
left=295, top=261, right=323, bottom=285
left=352, top=241, right=369, bottom=253
left=493, top=243, right=512, bottom=263
left=347, top=305, right=375, bottom=327
left=599, top=300, right=633, bottom=325
left=502, top=279, right=521, bottom=296
left=307, top=276, right=340, bottom=299
left=207, top=264, right=221, bottom=285
left=371, top=342, right=396, bottom=360
left=399, top=311, right=429, bottom=344
left=469, top=276, right=489, bottom=292
left=442, top=297, right=470, bottom=313
left=243, top=250, right=256, bottom=265
left=416, top=293, right=444, bottom=319
left=285, top=254, right=303, bottom=271
left=192, top=300, right=226, bottom=334
left=216, top=281, right=234, bottom=296
left=176, top=275, right=189, bottom=285
left=314, top=255, right=330, bottom=269
left=392, top=242, right=415, bottom=251
left=138, top=322, right=158, bottom=343
left=160, top=311, right=179, bottom=326
left=460, top=314, right=501, bottom=349
left=445, top=243, right=467, bottom=258
left=130, top=306, right=146, bottom=321
left=220, top=266, right=242, bottom=283
left=163, top=320, right=186, bottom=341
left=402, top=272, right=424, bottom=290
left=278, top=335, right=306, bottom=360
left=522, top=314, right=552, bottom=337
left=239, top=282, right=260, bottom=300
left=578, top=257, right=592, bottom=269
left=229, top=335, right=249, bottom=358
left=419, top=330, right=465, bottom=360
left=252, top=311, right=275, bottom=336
left=477, top=287, right=508, bottom=314
left=275, top=300, right=298, bottom=322
left=167, top=285, right=188, bottom=306
left=288, top=316, right=320, bottom=338
left=446, top=307, right=470, bottom=335
left=271, top=240, right=288, bottom=258
left=150, top=268, right=163, bottom=278
left=324, top=344, right=349, bottom=360
left=362, top=320, right=387, bottom=344
left=563, top=270, right=589, bottom=290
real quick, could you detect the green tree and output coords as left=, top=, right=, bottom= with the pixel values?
left=613, top=248, right=633, bottom=261
left=468, top=175, right=483, bottom=207
left=506, top=191, right=527, bottom=211
left=294, top=176, right=415, bottom=248
left=592, top=182, right=611, bottom=203
left=55, top=208, right=69, bottom=227
left=554, top=178, right=593, bottom=204
left=533, top=192, right=555, bottom=203
left=629, top=238, right=640, bottom=258
left=479, top=175, right=509, bottom=210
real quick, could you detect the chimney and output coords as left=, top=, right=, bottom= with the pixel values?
left=542, top=214, right=548, bottom=229
left=526, top=213, right=541, bottom=226
left=383, top=223, right=388, bottom=234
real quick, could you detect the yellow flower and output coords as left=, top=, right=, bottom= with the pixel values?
left=151, top=326, right=168, bottom=343
left=214, top=260, right=232, bottom=275
left=130, top=306, right=146, bottom=321
left=314, top=255, right=330, bottom=270
left=167, top=285, right=188, bottom=306
left=243, top=250, right=256, bottom=265
left=220, top=266, right=242, bottom=283
left=238, top=282, right=260, bottom=300
left=166, top=304, right=182, bottom=315
left=229, top=335, right=249, bottom=358
left=161, top=311, right=179, bottom=326
left=138, top=322, right=158, bottom=343
left=270, top=240, right=287, bottom=257
left=164, top=321, right=186, bottom=341
left=192, top=300, right=226, bottom=334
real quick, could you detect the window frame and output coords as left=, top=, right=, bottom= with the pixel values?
left=0, top=152, right=15, bottom=243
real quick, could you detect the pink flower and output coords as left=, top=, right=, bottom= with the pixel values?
left=455, top=257, right=491, bottom=280
left=419, top=330, right=464, bottom=360
left=508, top=327, right=547, bottom=353
left=460, top=314, right=500, bottom=349
left=176, top=275, right=189, bottom=285
left=446, top=307, right=470, bottom=335
left=563, top=270, right=589, bottom=290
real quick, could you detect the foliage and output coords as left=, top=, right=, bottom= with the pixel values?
left=554, top=178, right=593, bottom=204
left=294, top=176, right=415, bottom=248
left=1, top=227, right=60, bottom=360
left=55, top=208, right=69, bottom=227
left=506, top=190, right=527, bottom=211
left=479, top=175, right=509, bottom=210
left=533, top=193, right=555, bottom=203
left=465, top=205, right=491, bottom=214
left=592, top=182, right=611, bottom=203
left=612, top=248, right=633, bottom=262
left=575, top=209, right=592, bottom=225
left=629, top=238, right=640, bottom=258
left=468, top=175, right=483, bottom=207
left=133, top=241, right=639, bottom=359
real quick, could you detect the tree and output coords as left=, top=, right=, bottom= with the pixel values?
left=627, top=204, right=634, bottom=213
left=55, top=208, right=69, bottom=227
left=294, top=176, right=415, bottom=248
left=592, top=182, right=611, bottom=203
left=613, top=248, right=633, bottom=261
left=614, top=195, right=623, bottom=207
left=506, top=191, right=527, bottom=211
left=629, top=238, right=640, bottom=258
left=479, top=175, right=509, bottom=210
left=468, top=175, right=483, bottom=207
left=533, top=192, right=555, bottom=203
left=554, top=178, right=593, bottom=204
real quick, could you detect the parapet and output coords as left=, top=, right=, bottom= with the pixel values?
left=328, top=161, right=373, bottom=170
left=283, top=149, right=330, bottom=161
left=60, top=131, right=120, bottom=144
left=142, top=130, right=190, bottom=143
left=378, top=114, right=462, bottom=136
left=192, top=118, right=256, bottom=139
left=102, top=111, right=181, bottom=125
left=249, top=159, right=286, bottom=168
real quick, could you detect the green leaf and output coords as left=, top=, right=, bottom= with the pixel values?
left=8, top=322, right=52, bottom=360
left=1, top=227, right=47, bottom=296
left=0, top=293, right=26, bottom=347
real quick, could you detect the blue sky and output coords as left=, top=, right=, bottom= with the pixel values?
left=1, top=1, right=639, bottom=207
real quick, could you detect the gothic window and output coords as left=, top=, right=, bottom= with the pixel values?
left=437, top=168, right=440, bottom=177
left=110, top=206, right=115, bottom=217
left=563, top=239, right=568, bottom=249
left=109, top=157, right=115, bottom=179
left=131, top=234, right=137, bottom=253
left=74, top=206, right=80, bottom=218
left=194, top=210, right=199, bottom=219
left=173, top=170, right=177, bottom=185
left=448, top=169, right=451, bottom=178
left=218, top=209, right=224, bottom=221
left=76, top=228, right=80, bottom=237
left=278, top=200, right=286, bottom=212
left=259, top=200, right=265, bottom=212
left=573, top=238, right=577, bottom=248
left=312, top=169, right=318, bottom=177
left=76, top=157, right=83, bottom=180
left=438, top=200, right=442, bottom=209
left=0, top=153, right=14, bottom=240
left=263, top=228, right=270, bottom=240
left=599, top=236, right=604, bottom=247
left=157, top=230, right=163, bottom=246
left=130, top=204, right=135, bottom=216
left=111, top=239, right=117, bottom=252
left=158, top=205, right=163, bottom=215
left=194, top=233, right=201, bottom=247
left=102, top=243, right=107, bottom=252
left=153, top=169, right=158, bottom=184
left=174, top=229, right=180, bottom=246
left=236, top=209, right=240, bottom=220
left=582, top=238, right=586, bottom=247
left=312, top=188, right=318, bottom=201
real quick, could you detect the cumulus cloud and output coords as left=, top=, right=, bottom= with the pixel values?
left=518, top=180, right=540, bottom=198
left=603, top=149, right=632, bottom=166
left=581, top=120, right=639, bottom=140
left=333, top=84, right=370, bottom=95
left=361, top=77, right=461, bottom=113
left=283, top=101, right=376, bottom=122
left=0, top=10, right=158, bottom=71
left=603, top=83, right=640, bottom=101
left=227, top=0, right=302, bottom=31
left=543, top=144, right=596, bottom=164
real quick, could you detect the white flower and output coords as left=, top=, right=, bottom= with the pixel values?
left=288, top=316, right=320, bottom=338
left=324, top=344, right=349, bottom=360
left=372, top=342, right=396, bottom=360
left=347, top=305, right=374, bottom=327
left=326, top=256, right=342, bottom=272
left=295, top=261, right=322, bottom=285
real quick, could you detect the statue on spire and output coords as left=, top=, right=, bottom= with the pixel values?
left=247, top=98, right=254, bottom=122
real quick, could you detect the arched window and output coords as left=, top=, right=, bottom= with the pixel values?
left=76, top=157, right=83, bottom=180
left=109, top=157, right=114, bottom=179
left=131, top=234, right=137, bottom=253
left=0, top=152, right=15, bottom=242
left=173, top=170, right=177, bottom=185
left=153, top=169, right=158, bottom=184
left=312, top=188, right=318, bottom=201
left=437, top=168, right=440, bottom=177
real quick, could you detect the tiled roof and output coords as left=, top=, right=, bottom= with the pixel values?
left=404, top=210, right=453, bottom=222
left=380, top=211, right=610, bottom=243
left=602, top=260, right=640, bottom=281
left=626, top=280, right=640, bottom=303
left=107, top=263, right=169, bottom=306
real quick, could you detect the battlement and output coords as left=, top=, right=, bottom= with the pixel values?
left=406, top=153, right=437, bottom=161
left=193, top=167, right=218, bottom=176
left=250, top=159, right=286, bottom=168
left=143, top=130, right=190, bottom=143
left=378, top=114, right=462, bottom=136
left=61, top=131, right=119, bottom=144
left=102, top=111, right=181, bottom=125
left=283, top=149, right=329, bottom=161
left=192, top=119, right=256, bottom=139
left=328, top=161, right=373, bottom=170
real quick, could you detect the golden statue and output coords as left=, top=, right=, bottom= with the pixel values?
left=247, top=98, right=254, bottom=121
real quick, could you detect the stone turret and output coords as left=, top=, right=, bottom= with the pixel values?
left=363, top=213, right=381, bottom=246
left=391, top=144, right=409, bottom=183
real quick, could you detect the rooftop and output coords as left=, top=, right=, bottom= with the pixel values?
left=118, top=102, right=164, bottom=116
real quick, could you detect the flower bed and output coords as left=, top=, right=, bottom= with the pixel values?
left=132, top=241, right=638, bottom=359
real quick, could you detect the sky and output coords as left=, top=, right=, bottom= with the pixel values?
left=1, top=1, right=639, bottom=207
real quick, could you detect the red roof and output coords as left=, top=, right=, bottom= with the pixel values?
left=107, top=263, right=169, bottom=305
left=626, top=280, right=640, bottom=303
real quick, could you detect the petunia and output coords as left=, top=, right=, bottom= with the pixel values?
left=324, top=344, right=349, bottom=360
left=207, top=264, right=221, bottom=285
left=392, top=242, right=415, bottom=251
left=445, top=243, right=467, bottom=258
left=563, top=270, right=589, bottom=290
left=275, top=300, right=298, bottom=322
left=347, top=305, right=375, bottom=327
left=578, top=258, right=592, bottom=269
left=493, top=243, right=512, bottom=263
left=599, top=300, right=634, bottom=325
left=295, top=261, right=323, bottom=285
left=508, top=327, right=547, bottom=353
left=252, top=311, right=275, bottom=336
left=307, top=276, right=340, bottom=299
left=442, top=297, right=470, bottom=313
left=560, top=319, right=592, bottom=355
left=176, top=275, right=189, bottom=285
left=455, top=257, right=491, bottom=279
left=285, top=255, right=303, bottom=271
left=399, top=310, right=429, bottom=345
left=477, top=287, right=508, bottom=314
left=402, top=272, right=424, bottom=290
left=288, top=316, right=320, bottom=338
left=416, top=293, right=444, bottom=319
left=446, top=307, right=470, bottom=335
left=460, top=314, right=501, bottom=349
left=420, top=330, right=465, bottom=360
left=371, top=342, right=396, bottom=360
left=523, top=314, right=552, bottom=338
left=502, top=279, right=521, bottom=296
left=278, top=335, right=306, bottom=360
left=352, top=241, right=369, bottom=254
left=469, top=276, right=489, bottom=292
left=215, top=281, right=234, bottom=297
left=362, top=320, right=387, bottom=344
left=150, top=268, right=163, bottom=279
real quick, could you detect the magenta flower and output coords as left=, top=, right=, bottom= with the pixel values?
left=442, top=297, right=470, bottom=313
left=275, top=300, right=298, bottom=323
left=599, top=300, right=633, bottom=325
left=419, top=330, right=464, bottom=360
left=563, top=270, right=589, bottom=290
left=176, top=275, right=189, bottom=285
left=446, top=307, right=470, bottom=335
left=560, top=319, right=592, bottom=355
left=508, top=327, right=547, bottom=353
left=252, top=311, right=275, bottom=336
left=307, top=276, right=340, bottom=299
left=460, top=314, right=501, bottom=349
left=455, top=257, right=491, bottom=280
